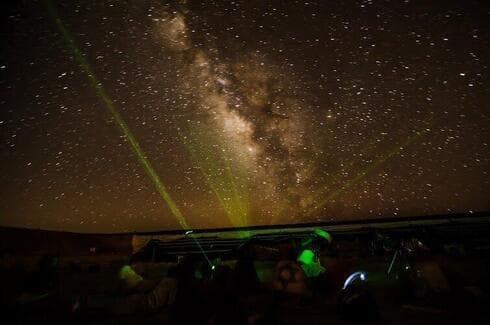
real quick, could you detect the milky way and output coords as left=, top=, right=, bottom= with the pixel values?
left=0, top=0, right=488, bottom=232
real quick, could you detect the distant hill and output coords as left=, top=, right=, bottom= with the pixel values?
left=0, top=226, right=132, bottom=257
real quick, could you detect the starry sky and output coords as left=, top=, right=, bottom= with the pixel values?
left=0, top=0, right=488, bottom=233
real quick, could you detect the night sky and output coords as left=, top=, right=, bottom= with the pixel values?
left=1, top=0, right=488, bottom=233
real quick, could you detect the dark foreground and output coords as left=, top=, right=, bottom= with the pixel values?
left=1, top=216, right=490, bottom=324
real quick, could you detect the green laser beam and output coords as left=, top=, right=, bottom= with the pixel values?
left=268, top=133, right=388, bottom=225
left=224, top=160, right=248, bottom=227
left=308, top=124, right=429, bottom=210
left=179, top=128, right=250, bottom=234
left=42, top=0, right=190, bottom=230
left=308, top=127, right=431, bottom=216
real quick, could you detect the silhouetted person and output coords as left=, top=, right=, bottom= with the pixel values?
left=234, top=258, right=260, bottom=295
left=24, top=254, right=59, bottom=296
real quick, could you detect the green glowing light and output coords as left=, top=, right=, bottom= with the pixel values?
left=297, top=249, right=315, bottom=265
left=119, top=265, right=143, bottom=288
left=314, top=228, right=331, bottom=242
left=42, top=0, right=189, bottom=229
left=297, top=249, right=325, bottom=277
